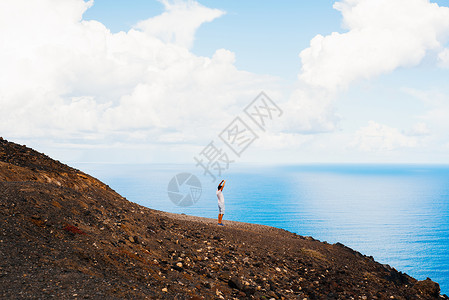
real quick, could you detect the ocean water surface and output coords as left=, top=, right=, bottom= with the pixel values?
left=74, top=163, right=449, bottom=295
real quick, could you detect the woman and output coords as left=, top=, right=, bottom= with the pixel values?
left=216, top=180, right=226, bottom=226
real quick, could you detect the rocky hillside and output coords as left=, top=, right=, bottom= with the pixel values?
left=0, top=137, right=447, bottom=299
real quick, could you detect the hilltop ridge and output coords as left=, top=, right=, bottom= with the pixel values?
left=0, top=137, right=446, bottom=299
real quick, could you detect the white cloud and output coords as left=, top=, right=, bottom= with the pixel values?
left=282, top=89, right=340, bottom=134
left=282, top=0, right=449, bottom=136
left=407, top=122, right=430, bottom=136
left=350, top=121, right=417, bottom=152
left=438, top=48, right=449, bottom=68
left=399, top=87, right=449, bottom=153
left=403, top=88, right=449, bottom=131
left=0, top=0, right=275, bottom=144
left=299, top=0, right=449, bottom=91
left=136, top=0, right=225, bottom=49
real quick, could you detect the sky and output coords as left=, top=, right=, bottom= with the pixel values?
left=1, top=0, right=449, bottom=165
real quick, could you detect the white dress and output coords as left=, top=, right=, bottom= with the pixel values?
left=216, top=189, right=225, bottom=214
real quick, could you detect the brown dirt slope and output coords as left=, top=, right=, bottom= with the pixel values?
left=0, top=137, right=447, bottom=299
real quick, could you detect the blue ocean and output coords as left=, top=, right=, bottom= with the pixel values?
left=74, top=163, right=449, bottom=295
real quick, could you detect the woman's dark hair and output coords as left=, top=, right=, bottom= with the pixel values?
left=218, top=180, right=224, bottom=190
